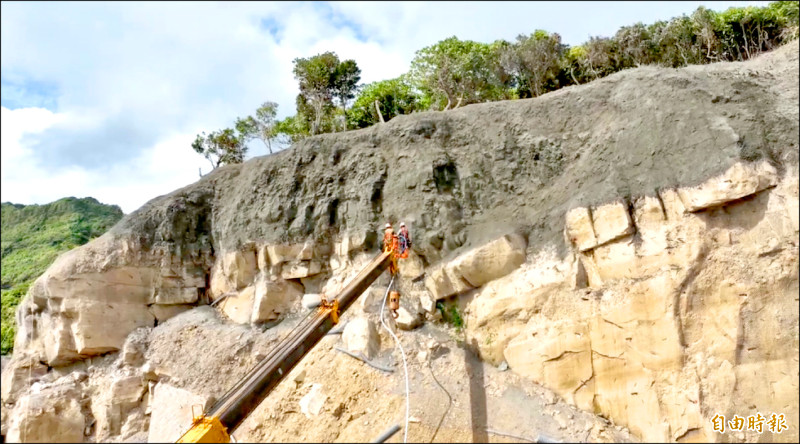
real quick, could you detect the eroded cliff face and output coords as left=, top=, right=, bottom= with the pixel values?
left=2, top=41, right=797, bottom=443
left=462, top=162, right=799, bottom=442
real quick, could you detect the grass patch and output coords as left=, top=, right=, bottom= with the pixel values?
left=436, top=300, right=464, bottom=333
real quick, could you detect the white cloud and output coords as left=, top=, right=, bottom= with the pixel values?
left=2, top=106, right=93, bottom=206
left=0, top=1, right=772, bottom=214
left=1, top=106, right=207, bottom=213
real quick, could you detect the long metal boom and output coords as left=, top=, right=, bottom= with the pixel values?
left=178, top=250, right=392, bottom=442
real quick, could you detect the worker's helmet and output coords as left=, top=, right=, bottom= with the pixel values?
left=385, top=223, right=392, bottom=229
left=400, top=222, right=406, bottom=227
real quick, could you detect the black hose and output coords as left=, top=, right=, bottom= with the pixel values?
left=334, top=346, right=394, bottom=373
left=427, top=360, right=452, bottom=443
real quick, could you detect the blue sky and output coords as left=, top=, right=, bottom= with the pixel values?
left=1, top=1, right=771, bottom=213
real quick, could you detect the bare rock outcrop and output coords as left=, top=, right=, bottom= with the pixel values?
left=342, top=317, right=380, bottom=360
left=4, top=372, right=88, bottom=443
left=90, top=370, right=147, bottom=441
left=424, top=233, right=527, bottom=300
left=1, top=352, right=48, bottom=404
left=6, top=390, right=85, bottom=443
left=147, top=383, right=212, bottom=443
left=12, top=186, right=215, bottom=369
left=467, top=164, right=800, bottom=442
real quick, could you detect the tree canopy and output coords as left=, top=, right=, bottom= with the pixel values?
left=235, top=101, right=279, bottom=154
left=292, top=51, right=361, bottom=135
left=331, top=59, right=361, bottom=131
left=347, top=76, right=421, bottom=129
left=192, top=128, right=246, bottom=170
left=191, top=0, right=798, bottom=162
left=500, top=30, right=566, bottom=98
left=409, top=36, right=508, bottom=110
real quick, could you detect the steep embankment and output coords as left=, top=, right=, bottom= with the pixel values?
left=0, top=198, right=123, bottom=355
left=1, top=41, right=797, bottom=443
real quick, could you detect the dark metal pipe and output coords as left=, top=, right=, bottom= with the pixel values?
left=371, top=424, right=401, bottom=443
left=206, top=251, right=392, bottom=434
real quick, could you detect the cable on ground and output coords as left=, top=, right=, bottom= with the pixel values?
left=379, top=275, right=410, bottom=443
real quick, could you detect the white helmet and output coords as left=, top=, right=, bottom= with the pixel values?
left=400, top=222, right=406, bottom=227
left=385, top=223, right=392, bottom=229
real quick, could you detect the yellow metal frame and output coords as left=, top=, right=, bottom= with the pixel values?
left=383, top=240, right=400, bottom=275
left=319, top=298, right=341, bottom=324
left=176, top=406, right=231, bottom=443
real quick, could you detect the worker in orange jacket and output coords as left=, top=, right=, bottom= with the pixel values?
left=383, top=223, right=394, bottom=252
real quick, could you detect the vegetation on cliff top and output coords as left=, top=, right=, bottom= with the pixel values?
left=1, top=197, right=123, bottom=355
left=192, top=1, right=799, bottom=168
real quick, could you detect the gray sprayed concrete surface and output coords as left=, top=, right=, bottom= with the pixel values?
left=111, top=40, right=799, bottom=269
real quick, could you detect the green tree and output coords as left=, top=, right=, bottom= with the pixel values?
left=715, top=3, right=795, bottom=61
left=192, top=128, right=247, bottom=170
left=500, top=30, right=565, bottom=97
left=292, top=51, right=345, bottom=135
left=198, top=1, right=800, bottom=150
left=560, top=45, right=590, bottom=86
left=615, top=23, right=656, bottom=67
left=691, top=7, right=721, bottom=61
left=235, top=102, right=279, bottom=154
left=651, top=16, right=703, bottom=67
left=273, top=94, right=320, bottom=144
left=409, top=36, right=507, bottom=110
left=770, top=0, right=799, bottom=42
left=274, top=114, right=309, bottom=144
left=331, top=59, right=361, bottom=131
left=291, top=52, right=361, bottom=135
left=488, top=39, right=518, bottom=96
left=347, top=76, right=421, bottom=128
left=582, top=36, right=619, bottom=79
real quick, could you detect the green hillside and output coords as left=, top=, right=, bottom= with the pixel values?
left=1, top=197, right=124, bottom=355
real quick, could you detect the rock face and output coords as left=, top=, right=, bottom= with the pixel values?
left=395, top=292, right=424, bottom=330
left=91, top=371, right=147, bottom=441
left=6, top=391, right=85, bottom=443
left=3, top=373, right=89, bottom=444
left=398, top=250, right=425, bottom=280
left=147, top=383, right=212, bottom=443
left=1, top=352, right=48, bottom=404
left=424, top=233, right=527, bottom=300
left=219, top=286, right=255, bottom=325
left=14, top=187, right=215, bottom=367
left=4, top=40, right=799, bottom=444
left=677, top=160, right=778, bottom=212
left=251, top=279, right=304, bottom=323
left=359, top=287, right=388, bottom=313
left=342, top=317, right=380, bottom=360
left=468, top=164, right=800, bottom=442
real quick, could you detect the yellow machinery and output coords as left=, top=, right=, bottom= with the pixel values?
left=178, top=245, right=401, bottom=443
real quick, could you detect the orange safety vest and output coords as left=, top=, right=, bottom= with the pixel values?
left=383, top=229, right=394, bottom=252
